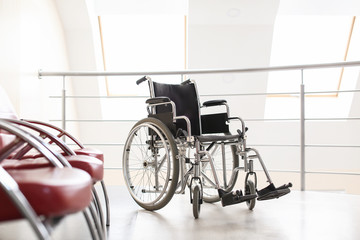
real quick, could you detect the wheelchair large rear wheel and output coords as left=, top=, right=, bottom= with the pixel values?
left=201, top=133, right=239, bottom=203
left=123, top=118, right=179, bottom=211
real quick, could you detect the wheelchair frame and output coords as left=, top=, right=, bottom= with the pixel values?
left=123, top=76, right=291, bottom=218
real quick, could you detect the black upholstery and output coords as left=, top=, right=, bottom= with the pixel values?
left=197, top=134, right=238, bottom=143
left=202, top=99, right=227, bottom=107
left=201, top=113, right=229, bottom=134
left=146, top=97, right=171, bottom=105
left=152, top=81, right=201, bottom=136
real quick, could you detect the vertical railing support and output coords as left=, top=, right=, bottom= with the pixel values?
left=61, top=76, right=66, bottom=133
left=300, top=69, right=305, bottom=191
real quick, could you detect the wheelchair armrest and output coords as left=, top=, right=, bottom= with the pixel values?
left=146, top=97, right=177, bottom=122
left=202, top=100, right=230, bottom=118
left=202, top=99, right=227, bottom=107
left=146, top=97, right=171, bottom=105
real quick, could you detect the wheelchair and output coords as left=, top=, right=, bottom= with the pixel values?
left=122, top=76, right=292, bottom=218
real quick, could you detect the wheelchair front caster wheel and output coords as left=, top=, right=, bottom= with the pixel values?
left=245, top=180, right=256, bottom=210
left=192, top=185, right=202, bottom=219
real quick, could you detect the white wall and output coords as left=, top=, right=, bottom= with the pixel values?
left=0, top=0, right=69, bottom=122
left=53, top=0, right=104, bottom=139
left=187, top=0, right=279, bottom=118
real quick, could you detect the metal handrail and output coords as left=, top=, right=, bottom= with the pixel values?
left=63, top=142, right=360, bottom=148
left=39, top=60, right=360, bottom=191
left=48, top=88, right=360, bottom=98
left=39, top=60, right=360, bottom=77
left=49, top=117, right=360, bottom=122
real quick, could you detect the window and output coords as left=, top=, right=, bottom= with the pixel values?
left=99, top=14, right=186, bottom=96
left=265, top=16, right=360, bottom=118
left=98, top=14, right=186, bottom=120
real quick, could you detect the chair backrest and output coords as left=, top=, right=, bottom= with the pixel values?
left=152, top=81, right=202, bottom=136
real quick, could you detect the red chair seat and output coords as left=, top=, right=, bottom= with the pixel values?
left=0, top=167, right=92, bottom=221
left=64, top=155, right=104, bottom=182
left=74, top=148, right=104, bottom=162
left=2, top=155, right=104, bottom=183
left=14, top=148, right=104, bottom=163
left=1, top=158, right=51, bottom=170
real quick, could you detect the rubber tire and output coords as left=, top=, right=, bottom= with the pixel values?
left=192, top=185, right=201, bottom=219
left=245, top=180, right=256, bottom=210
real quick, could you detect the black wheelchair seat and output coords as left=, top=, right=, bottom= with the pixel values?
left=197, top=134, right=239, bottom=143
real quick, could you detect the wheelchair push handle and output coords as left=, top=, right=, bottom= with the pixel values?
left=136, top=76, right=149, bottom=85
left=181, top=79, right=192, bottom=85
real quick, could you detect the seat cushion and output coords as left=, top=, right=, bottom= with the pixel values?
left=64, top=155, right=104, bottom=182
left=2, top=155, right=104, bottom=182
left=0, top=167, right=92, bottom=221
left=1, top=158, right=52, bottom=170
left=74, top=148, right=104, bottom=162
left=197, top=134, right=239, bottom=143
left=7, top=147, right=104, bottom=163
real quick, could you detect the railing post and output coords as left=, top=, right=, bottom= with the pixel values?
left=300, top=69, right=305, bottom=191
left=62, top=76, right=66, bottom=132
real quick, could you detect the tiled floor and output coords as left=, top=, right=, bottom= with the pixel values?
left=1, top=186, right=360, bottom=240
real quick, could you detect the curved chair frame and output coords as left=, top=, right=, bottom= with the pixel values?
left=1, top=118, right=107, bottom=236
left=0, top=120, right=104, bottom=240
left=23, top=119, right=110, bottom=227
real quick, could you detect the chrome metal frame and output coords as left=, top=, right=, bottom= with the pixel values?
left=22, top=118, right=111, bottom=227
left=3, top=118, right=109, bottom=231
left=0, top=166, right=51, bottom=240
left=0, top=120, right=105, bottom=240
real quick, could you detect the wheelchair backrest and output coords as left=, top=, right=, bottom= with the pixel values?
left=152, top=81, right=202, bottom=136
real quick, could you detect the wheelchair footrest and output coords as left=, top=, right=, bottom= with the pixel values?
left=218, top=189, right=257, bottom=207
left=257, top=183, right=292, bottom=201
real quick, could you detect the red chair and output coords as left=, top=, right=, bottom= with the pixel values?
left=0, top=120, right=102, bottom=240
left=1, top=119, right=107, bottom=231
left=0, top=86, right=110, bottom=227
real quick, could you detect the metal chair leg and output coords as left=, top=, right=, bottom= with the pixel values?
left=100, top=180, right=110, bottom=226
left=89, top=202, right=106, bottom=240
left=0, top=167, right=51, bottom=240
left=92, top=187, right=105, bottom=232
left=83, top=210, right=98, bottom=240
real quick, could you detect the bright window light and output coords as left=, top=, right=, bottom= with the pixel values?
left=265, top=16, right=360, bottom=119
left=100, top=14, right=186, bottom=96
left=99, top=14, right=186, bottom=120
